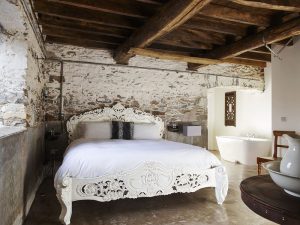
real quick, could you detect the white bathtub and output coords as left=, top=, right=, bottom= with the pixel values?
left=216, top=136, right=272, bottom=165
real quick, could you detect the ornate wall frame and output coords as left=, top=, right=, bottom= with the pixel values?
left=225, top=91, right=236, bottom=126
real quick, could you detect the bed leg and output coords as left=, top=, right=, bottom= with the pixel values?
left=215, top=166, right=228, bottom=204
left=57, top=177, right=72, bottom=225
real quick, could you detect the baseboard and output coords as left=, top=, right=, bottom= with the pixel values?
left=12, top=214, right=23, bottom=225
left=11, top=170, right=46, bottom=225
left=11, top=174, right=44, bottom=225
left=24, top=172, right=45, bottom=217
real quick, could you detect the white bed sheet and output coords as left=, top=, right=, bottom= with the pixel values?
left=55, top=139, right=221, bottom=185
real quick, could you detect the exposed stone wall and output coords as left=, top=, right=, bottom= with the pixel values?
left=0, top=0, right=45, bottom=127
left=0, top=36, right=28, bottom=126
left=44, top=44, right=264, bottom=147
left=0, top=2, right=46, bottom=225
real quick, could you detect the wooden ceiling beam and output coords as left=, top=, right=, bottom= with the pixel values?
left=45, top=36, right=118, bottom=50
left=42, top=26, right=124, bottom=45
left=250, top=46, right=271, bottom=54
left=188, top=50, right=271, bottom=71
left=39, top=16, right=132, bottom=38
left=224, top=58, right=266, bottom=67
left=234, top=52, right=271, bottom=62
left=231, top=0, right=300, bottom=12
left=46, top=0, right=157, bottom=18
left=199, top=4, right=271, bottom=27
left=114, top=0, right=213, bottom=64
left=206, top=17, right=300, bottom=59
left=34, top=0, right=142, bottom=29
left=129, top=48, right=266, bottom=67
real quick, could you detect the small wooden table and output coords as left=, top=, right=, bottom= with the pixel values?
left=240, top=175, right=300, bottom=225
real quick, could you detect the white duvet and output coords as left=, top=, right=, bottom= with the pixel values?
left=55, top=139, right=221, bottom=185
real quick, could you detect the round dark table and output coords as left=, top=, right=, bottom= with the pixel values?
left=240, top=175, right=300, bottom=225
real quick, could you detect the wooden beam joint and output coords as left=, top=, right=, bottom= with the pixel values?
left=114, top=0, right=213, bottom=64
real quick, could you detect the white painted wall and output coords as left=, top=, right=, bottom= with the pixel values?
left=208, top=72, right=272, bottom=150
left=208, top=36, right=300, bottom=152
left=271, top=37, right=300, bottom=134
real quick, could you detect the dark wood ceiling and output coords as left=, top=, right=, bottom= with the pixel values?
left=32, top=0, right=300, bottom=71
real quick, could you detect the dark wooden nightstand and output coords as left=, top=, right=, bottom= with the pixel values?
left=240, top=175, right=300, bottom=224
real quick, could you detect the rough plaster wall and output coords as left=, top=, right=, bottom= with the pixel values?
left=22, top=126, right=45, bottom=215
left=0, top=126, right=45, bottom=225
left=0, top=0, right=45, bottom=127
left=0, top=132, right=24, bottom=225
left=44, top=44, right=264, bottom=147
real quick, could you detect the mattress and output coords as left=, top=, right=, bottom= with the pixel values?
left=55, top=139, right=221, bottom=185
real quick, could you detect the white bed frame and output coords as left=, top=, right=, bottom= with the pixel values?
left=57, top=103, right=228, bottom=225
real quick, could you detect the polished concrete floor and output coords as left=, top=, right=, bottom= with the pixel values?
left=24, top=153, right=275, bottom=225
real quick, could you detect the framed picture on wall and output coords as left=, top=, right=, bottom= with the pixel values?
left=225, top=91, right=236, bottom=126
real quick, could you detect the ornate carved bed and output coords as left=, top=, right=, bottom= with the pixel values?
left=55, top=103, right=228, bottom=225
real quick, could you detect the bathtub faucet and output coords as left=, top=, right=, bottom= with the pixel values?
left=246, top=133, right=255, bottom=138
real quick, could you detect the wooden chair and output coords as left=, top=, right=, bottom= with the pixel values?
left=257, top=130, right=296, bottom=175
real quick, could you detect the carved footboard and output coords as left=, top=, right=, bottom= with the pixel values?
left=56, top=162, right=228, bottom=225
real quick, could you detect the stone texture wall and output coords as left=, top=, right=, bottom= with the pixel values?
left=0, top=0, right=45, bottom=127
left=44, top=44, right=264, bottom=147
left=0, top=2, right=46, bottom=225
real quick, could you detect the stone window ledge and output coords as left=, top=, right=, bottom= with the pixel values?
left=0, top=126, right=26, bottom=139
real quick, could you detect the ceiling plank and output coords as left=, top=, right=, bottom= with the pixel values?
left=114, top=0, right=213, bottom=64
left=136, top=0, right=165, bottom=5
left=183, top=16, right=247, bottom=36
left=206, top=17, right=300, bottom=59
left=47, top=0, right=157, bottom=18
left=199, top=4, right=271, bottom=26
left=42, top=26, right=124, bottom=44
left=156, top=38, right=213, bottom=50
left=150, top=43, right=205, bottom=54
left=231, top=0, right=300, bottom=12
left=129, top=48, right=266, bottom=67
left=165, top=28, right=226, bottom=45
left=45, top=36, right=118, bottom=50
left=39, top=16, right=132, bottom=38
left=34, top=0, right=142, bottom=29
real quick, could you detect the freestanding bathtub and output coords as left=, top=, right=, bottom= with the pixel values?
left=216, top=136, right=272, bottom=165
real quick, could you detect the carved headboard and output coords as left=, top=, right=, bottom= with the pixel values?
left=66, top=103, right=164, bottom=141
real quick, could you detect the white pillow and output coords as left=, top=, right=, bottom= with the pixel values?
left=133, top=123, right=162, bottom=140
left=79, top=121, right=111, bottom=139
